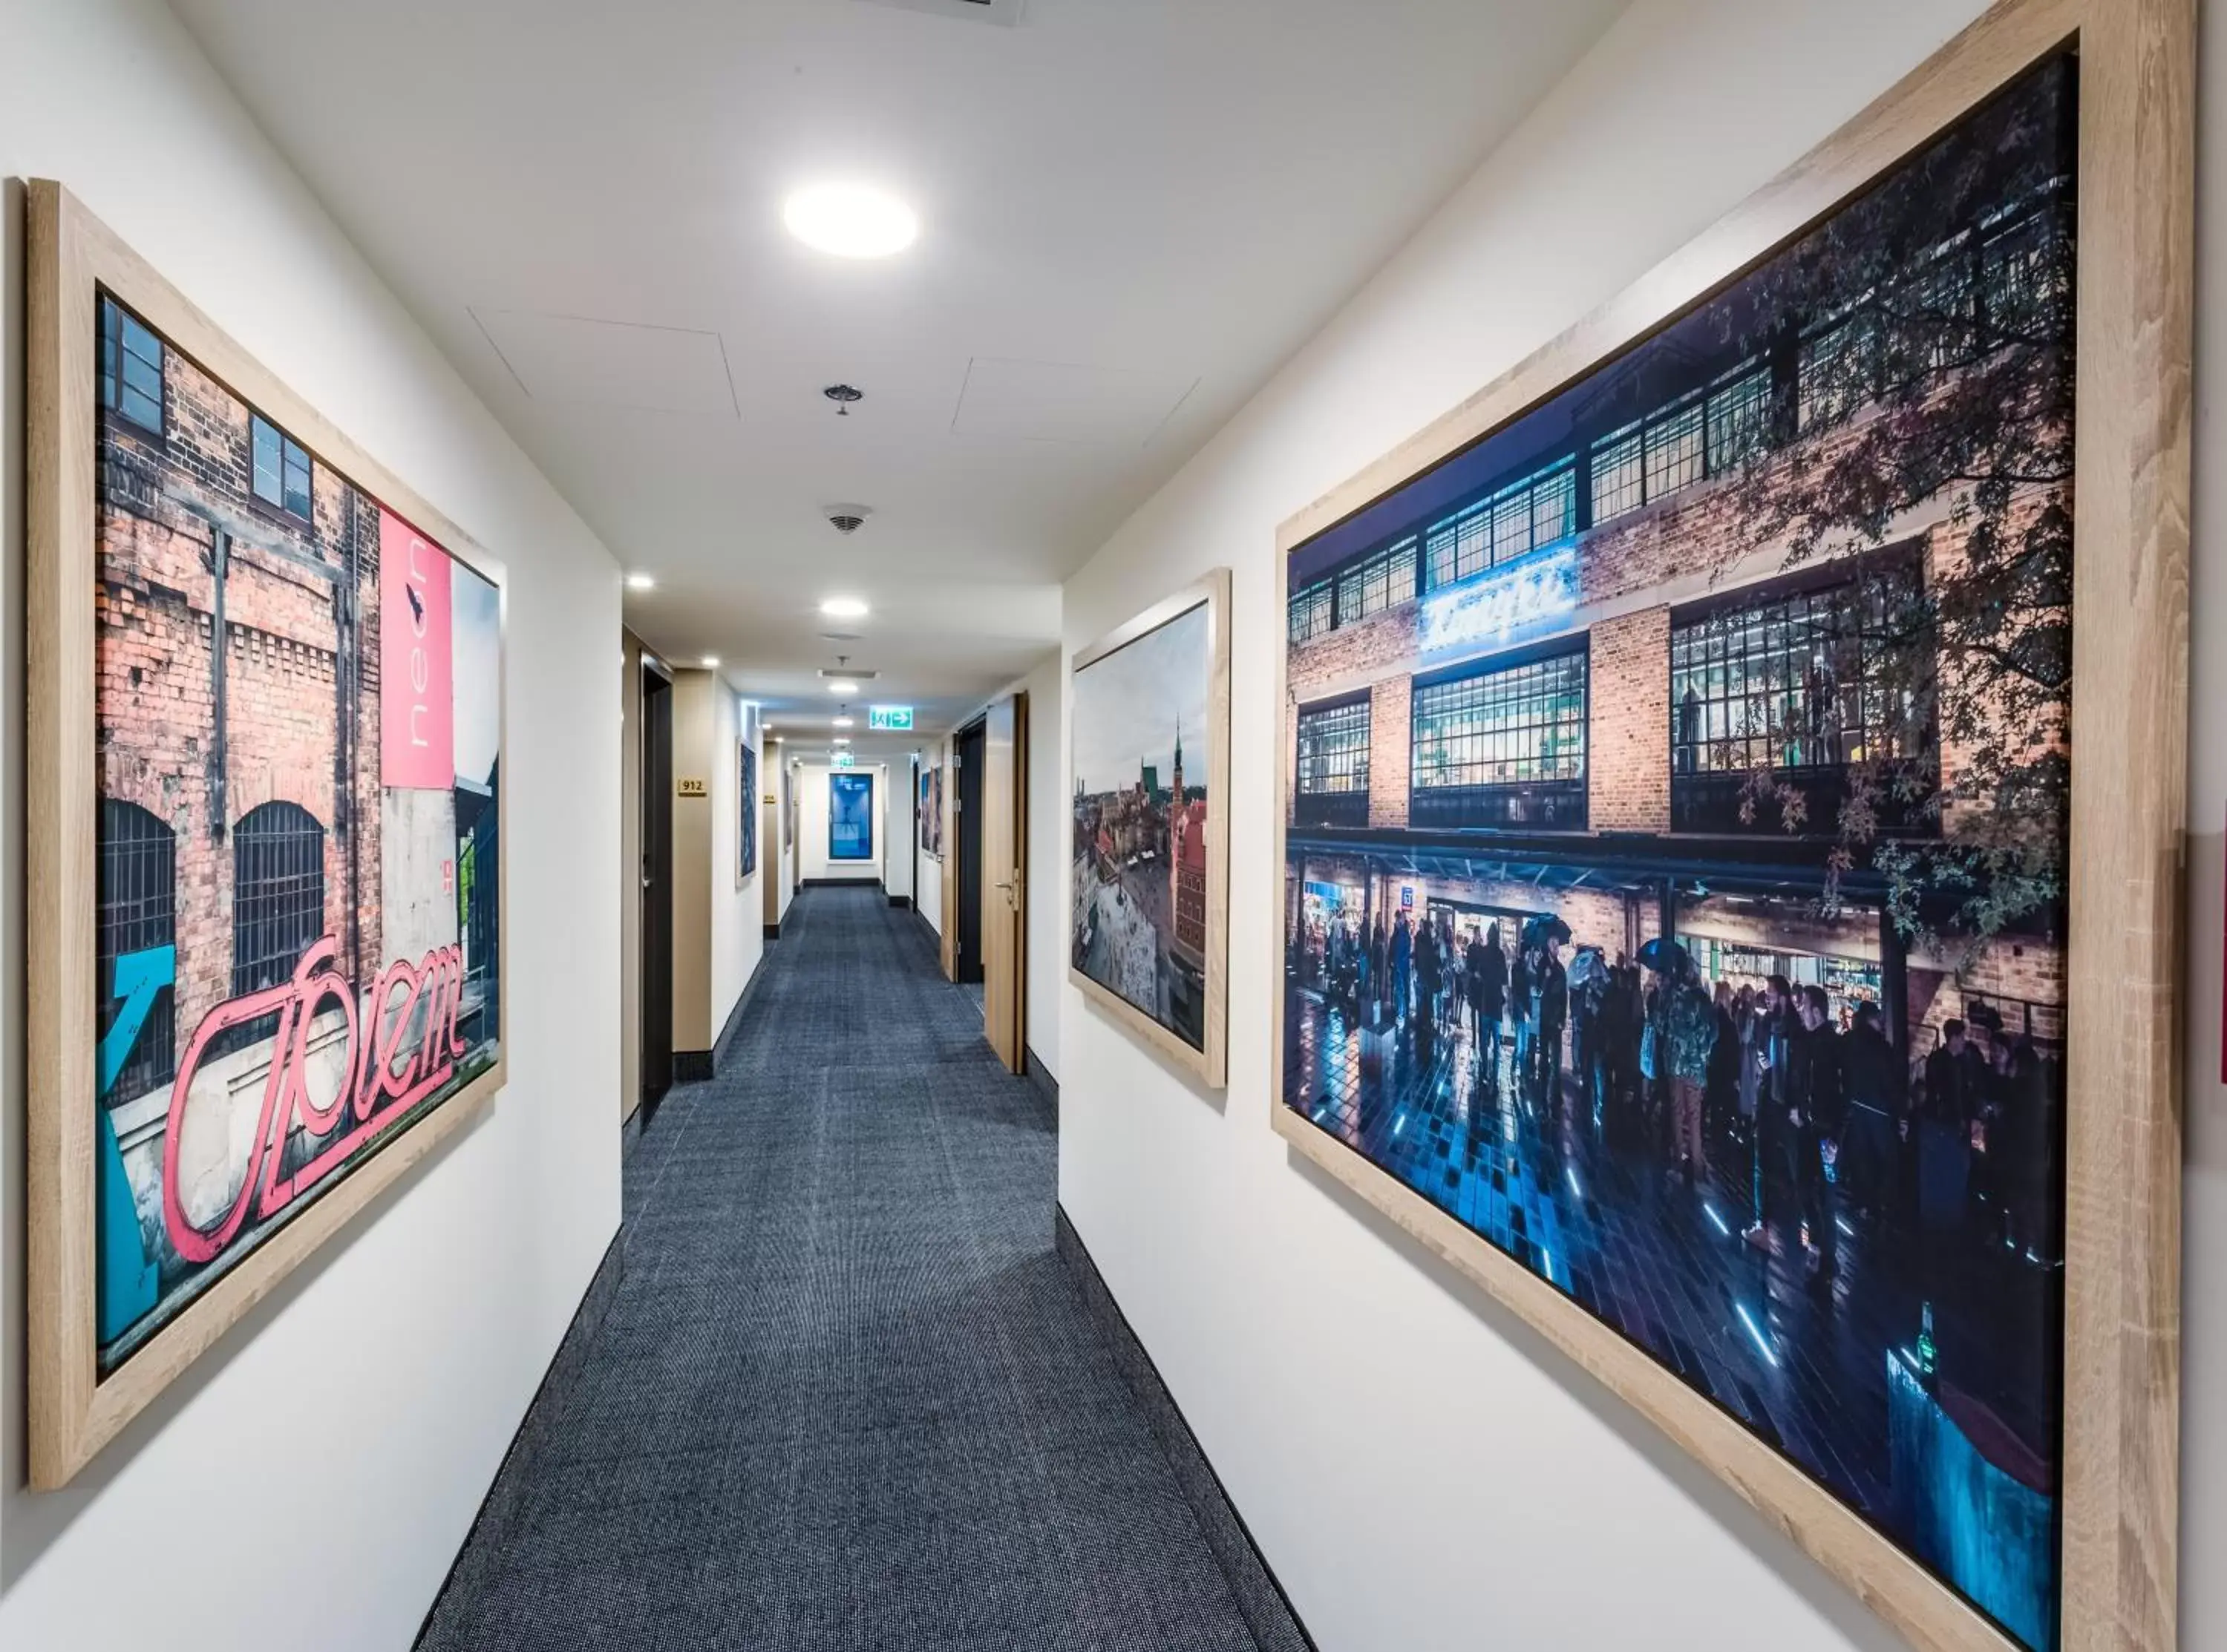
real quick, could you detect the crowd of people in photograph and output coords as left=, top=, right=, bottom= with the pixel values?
left=1293, top=905, right=2064, bottom=1299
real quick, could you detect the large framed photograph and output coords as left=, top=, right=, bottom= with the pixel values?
left=27, top=183, right=508, bottom=1487
left=1070, top=569, right=1230, bottom=1087
left=738, top=740, right=757, bottom=880
left=1270, top=7, right=2189, bottom=1649
left=828, top=770, right=874, bottom=862
left=918, top=762, right=944, bottom=861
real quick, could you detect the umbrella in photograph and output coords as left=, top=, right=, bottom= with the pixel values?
left=1637, top=936, right=1690, bottom=974
left=1566, top=946, right=1609, bottom=994
left=1521, top=913, right=1572, bottom=948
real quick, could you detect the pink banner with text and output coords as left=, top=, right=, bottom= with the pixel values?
left=379, top=509, right=454, bottom=790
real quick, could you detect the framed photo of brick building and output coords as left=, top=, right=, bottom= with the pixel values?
left=26, top=183, right=508, bottom=1488
left=1270, top=6, right=2188, bottom=1649
left=1070, top=569, right=1230, bottom=1088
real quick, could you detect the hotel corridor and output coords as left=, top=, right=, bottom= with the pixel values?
left=416, top=887, right=1295, bottom=1652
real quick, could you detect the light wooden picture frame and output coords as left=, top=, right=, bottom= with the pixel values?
left=1266, top=4, right=2188, bottom=1648
left=1070, top=568, right=1232, bottom=1089
left=27, top=182, right=511, bottom=1489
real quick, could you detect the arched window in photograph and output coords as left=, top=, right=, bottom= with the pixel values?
left=97, top=800, right=177, bottom=1104
left=231, top=801, right=327, bottom=1000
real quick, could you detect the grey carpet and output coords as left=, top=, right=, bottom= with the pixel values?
left=418, top=886, right=1266, bottom=1652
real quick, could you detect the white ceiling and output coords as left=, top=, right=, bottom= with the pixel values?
left=171, top=0, right=1627, bottom=741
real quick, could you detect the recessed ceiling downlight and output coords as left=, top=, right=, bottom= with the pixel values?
left=783, top=183, right=918, bottom=258
left=820, top=596, right=870, bottom=620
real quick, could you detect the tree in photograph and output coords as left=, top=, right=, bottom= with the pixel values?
left=1701, top=59, right=2075, bottom=960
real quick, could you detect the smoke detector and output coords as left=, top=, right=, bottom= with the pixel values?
left=857, top=0, right=1025, bottom=24
left=824, top=503, right=873, bottom=536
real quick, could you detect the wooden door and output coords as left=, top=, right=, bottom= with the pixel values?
left=981, top=693, right=1027, bottom=1073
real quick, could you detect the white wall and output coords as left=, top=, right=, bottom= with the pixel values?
left=1021, top=653, right=1064, bottom=1080
left=797, top=763, right=889, bottom=886
left=1051, top=3, right=2072, bottom=1650
left=884, top=756, right=915, bottom=904
left=0, top=3, right=622, bottom=1650
left=710, top=691, right=765, bottom=1037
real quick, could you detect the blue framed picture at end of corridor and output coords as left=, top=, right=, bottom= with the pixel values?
left=829, top=771, right=874, bottom=861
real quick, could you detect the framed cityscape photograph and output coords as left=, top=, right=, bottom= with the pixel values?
left=1269, top=6, right=2188, bottom=1649
left=1070, top=568, right=1230, bottom=1087
left=27, top=183, right=508, bottom=1488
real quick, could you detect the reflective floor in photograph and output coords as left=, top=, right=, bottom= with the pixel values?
left=1283, top=983, right=2061, bottom=1647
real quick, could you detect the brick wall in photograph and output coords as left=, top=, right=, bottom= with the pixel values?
left=1365, top=677, right=1410, bottom=830
left=97, top=325, right=384, bottom=1077
left=1587, top=606, right=1669, bottom=833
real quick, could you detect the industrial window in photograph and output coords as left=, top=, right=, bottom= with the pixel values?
left=1423, top=456, right=1575, bottom=591
left=251, top=412, right=314, bottom=519
left=1336, top=537, right=1416, bottom=626
left=1288, top=579, right=1335, bottom=643
left=1668, top=570, right=1935, bottom=833
left=1590, top=358, right=1769, bottom=525
left=96, top=800, right=177, bottom=1106
left=1409, top=647, right=1587, bottom=829
left=99, top=295, right=165, bottom=436
left=1294, top=697, right=1370, bottom=829
left=231, top=801, right=327, bottom=999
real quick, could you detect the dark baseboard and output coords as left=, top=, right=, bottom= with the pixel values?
left=1024, top=1044, right=1058, bottom=1121
left=710, top=952, right=764, bottom=1069
left=1055, top=1207, right=1315, bottom=1652
left=888, top=893, right=908, bottom=908
left=672, top=945, right=772, bottom=1086
left=413, top=1226, right=625, bottom=1648
left=763, top=922, right=780, bottom=940
left=802, top=875, right=880, bottom=887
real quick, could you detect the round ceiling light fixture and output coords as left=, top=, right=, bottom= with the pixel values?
left=833, top=715, right=854, bottom=729
left=783, top=184, right=918, bottom=259
left=625, top=572, right=656, bottom=591
left=820, top=596, right=870, bottom=620
left=702, top=655, right=721, bottom=669
left=827, top=678, right=860, bottom=696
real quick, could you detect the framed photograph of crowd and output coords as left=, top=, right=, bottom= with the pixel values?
left=26, top=182, right=508, bottom=1488
left=1070, top=568, right=1230, bottom=1087
left=918, top=761, right=944, bottom=860
left=1270, top=7, right=2189, bottom=1649
left=739, top=739, right=758, bottom=880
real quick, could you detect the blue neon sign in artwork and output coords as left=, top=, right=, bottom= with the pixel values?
left=1416, top=543, right=1580, bottom=657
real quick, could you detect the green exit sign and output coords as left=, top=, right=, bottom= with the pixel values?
left=867, top=705, right=914, bottom=731
left=831, top=750, right=856, bottom=768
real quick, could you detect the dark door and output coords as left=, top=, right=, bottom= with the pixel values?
left=641, top=661, right=675, bottom=1106
left=955, top=719, right=986, bottom=986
